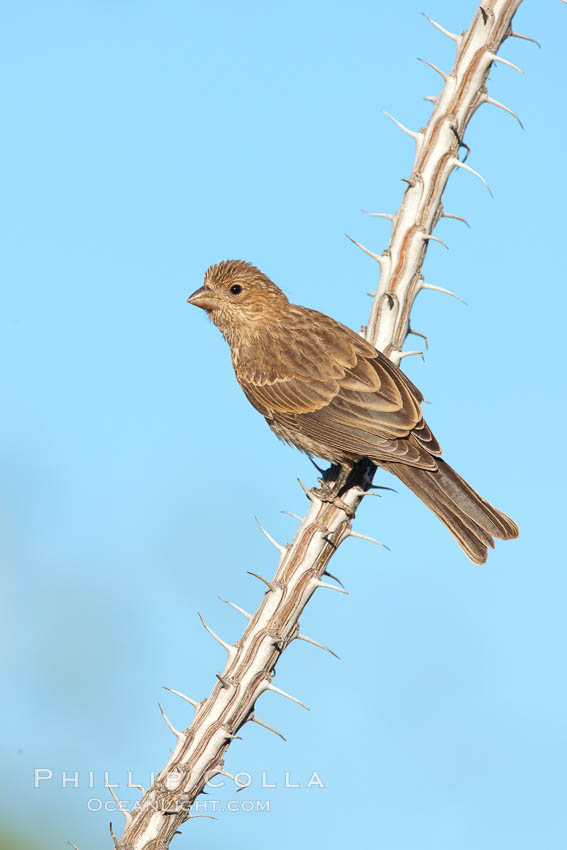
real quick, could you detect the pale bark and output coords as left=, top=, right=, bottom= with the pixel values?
left=112, top=2, right=525, bottom=847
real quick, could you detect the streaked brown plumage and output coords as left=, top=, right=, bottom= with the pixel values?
left=187, top=259, right=519, bottom=564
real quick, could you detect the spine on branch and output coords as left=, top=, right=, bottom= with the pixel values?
left=364, top=0, right=524, bottom=358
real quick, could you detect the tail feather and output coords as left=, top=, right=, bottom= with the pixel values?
left=381, top=458, right=519, bottom=564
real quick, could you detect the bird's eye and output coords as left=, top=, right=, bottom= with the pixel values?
left=230, top=284, right=243, bottom=295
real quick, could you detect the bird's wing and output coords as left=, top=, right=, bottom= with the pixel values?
left=236, top=308, right=441, bottom=468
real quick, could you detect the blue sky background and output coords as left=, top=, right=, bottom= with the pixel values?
left=1, top=2, right=565, bottom=849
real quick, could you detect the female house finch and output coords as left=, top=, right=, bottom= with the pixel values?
left=187, top=260, right=518, bottom=564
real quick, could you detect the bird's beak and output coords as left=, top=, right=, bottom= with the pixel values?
left=186, top=286, right=221, bottom=311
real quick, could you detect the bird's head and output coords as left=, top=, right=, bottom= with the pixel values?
left=187, top=260, right=289, bottom=344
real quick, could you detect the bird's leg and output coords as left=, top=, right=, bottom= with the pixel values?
left=332, top=458, right=377, bottom=496
left=310, top=463, right=351, bottom=512
left=352, top=458, right=377, bottom=493
left=310, top=459, right=375, bottom=516
left=321, top=462, right=344, bottom=487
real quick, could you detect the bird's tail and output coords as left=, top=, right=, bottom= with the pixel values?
left=380, top=458, right=519, bottom=564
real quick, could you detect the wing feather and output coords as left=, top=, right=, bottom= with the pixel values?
left=235, top=306, right=440, bottom=469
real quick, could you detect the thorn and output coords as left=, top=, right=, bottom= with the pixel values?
left=348, top=530, right=390, bottom=550
left=401, top=177, right=414, bottom=187
left=422, top=12, right=458, bottom=42
left=198, top=612, right=233, bottom=653
left=421, top=282, right=467, bottom=304
left=316, top=581, right=349, bottom=595
left=487, top=53, right=523, bottom=74
left=323, top=569, right=344, bottom=587
left=249, top=713, right=287, bottom=741
left=109, top=823, right=120, bottom=849
left=361, top=210, right=394, bottom=221
left=451, top=125, right=470, bottom=161
left=321, top=533, right=337, bottom=551
left=307, top=455, right=325, bottom=474
left=106, top=786, right=131, bottom=822
left=188, top=814, right=218, bottom=821
left=247, top=571, right=275, bottom=591
left=346, top=234, right=385, bottom=267
left=297, top=478, right=315, bottom=500
left=482, top=95, right=524, bottom=129
left=255, top=516, right=286, bottom=554
left=266, top=682, right=310, bottom=711
left=452, top=159, right=493, bottom=197
left=417, top=57, right=448, bottom=80
left=281, top=510, right=303, bottom=522
left=218, top=596, right=251, bottom=620
left=408, top=326, right=429, bottom=348
left=398, top=349, right=424, bottom=362
left=423, top=233, right=449, bottom=249
left=442, top=212, right=471, bottom=228
left=162, top=685, right=200, bottom=708
left=67, top=843, right=80, bottom=850
left=510, top=31, right=541, bottom=47
left=424, top=95, right=438, bottom=103
left=218, top=768, right=250, bottom=789
left=382, top=110, right=419, bottom=140
left=224, top=730, right=243, bottom=740
left=158, top=702, right=183, bottom=738
left=216, top=673, right=232, bottom=687
left=297, top=633, right=340, bottom=660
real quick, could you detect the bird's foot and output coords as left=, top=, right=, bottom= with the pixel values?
left=310, top=463, right=366, bottom=517
left=310, top=464, right=349, bottom=513
left=312, top=485, right=356, bottom=518
left=309, top=459, right=377, bottom=516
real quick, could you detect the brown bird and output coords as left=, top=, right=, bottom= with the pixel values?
left=187, top=259, right=518, bottom=563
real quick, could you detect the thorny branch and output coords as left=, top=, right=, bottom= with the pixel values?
left=110, top=2, right=527, bottom=848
